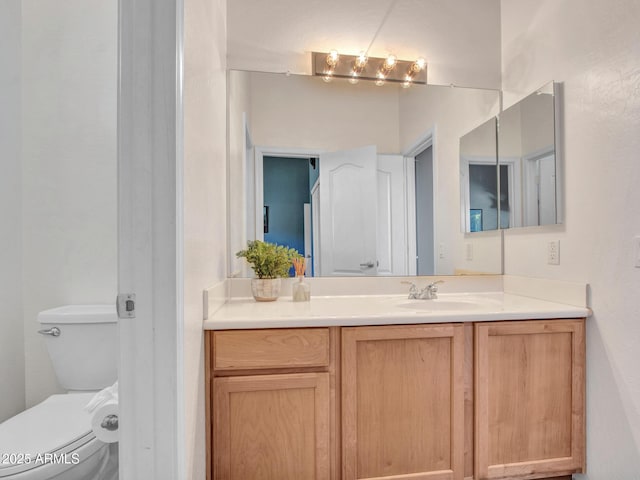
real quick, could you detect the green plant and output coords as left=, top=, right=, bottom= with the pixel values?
left=236, top=240, right=302, bottom=279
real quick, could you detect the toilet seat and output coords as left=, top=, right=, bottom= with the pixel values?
left=0, top=393, right=107, bottom=479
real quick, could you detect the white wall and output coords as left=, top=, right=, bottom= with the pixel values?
left=0, top=0, right=26, bottom=423
left=501, top=1, right=640, bottom=477
left=398, top=85, right=501, bottom=275
left=183, top=0, right=227, bottom=478
left=21, top=0, right=117, bottom=407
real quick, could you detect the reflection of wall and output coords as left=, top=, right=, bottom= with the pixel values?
left=502, top=1, right=640, bottom=476
left=520, top=93, right=554, bottom=155
left=264, top=156, right=310, bottom=255
left=183, top=0, right=228, bottom=477
left=460, top=119, right=498, bottom=158
left=497, top=103, right=523, bottom=157
left=499, top=94, right=554, bottom=158
left=249, top=73, right=400, bottom=153
left=228, top=70, right=252, bottom=274
left=399, top=85, right=501, bottom=274
left=0, top=0, right=25, bottom=422
left=22, top=0, right=117, bottom=408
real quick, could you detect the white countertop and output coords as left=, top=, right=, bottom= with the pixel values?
left=203, top=292, right=591, bottom=330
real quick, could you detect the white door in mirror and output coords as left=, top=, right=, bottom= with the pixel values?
left=319, top=145, right=378, bottom=276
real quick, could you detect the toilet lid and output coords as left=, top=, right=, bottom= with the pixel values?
left=0, top=393, right=97, bottom=477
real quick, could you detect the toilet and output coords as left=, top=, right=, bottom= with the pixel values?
left=0, top=305, right=119, bottom=480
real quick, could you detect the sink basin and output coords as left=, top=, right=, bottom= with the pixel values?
left=391, top=292, right=506, bottom=312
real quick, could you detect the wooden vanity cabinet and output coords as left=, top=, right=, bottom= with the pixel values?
left=207, top=327, right=339, bottom=480
left=341, top=324, right=466, bottom=480
left=474, top=319, right=585, bottom=480
left=207, top=319, right=585, bottom=480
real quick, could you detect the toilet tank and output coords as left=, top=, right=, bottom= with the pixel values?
left=38, top=305, right=117, bottom=391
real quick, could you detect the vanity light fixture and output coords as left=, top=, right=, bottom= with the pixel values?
left=312, top=51, right=427, bottom=86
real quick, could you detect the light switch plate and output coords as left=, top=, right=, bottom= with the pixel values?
left=634, top=236, right=640, bottom=268
left=466, top=243, right=473, bottom=261
left=548, top=240, right=560, bottom=265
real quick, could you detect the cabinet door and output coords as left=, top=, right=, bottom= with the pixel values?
left=213, top=373, right=330, bottom=480
left=475, top=320, right=585, bottom=479
left=342, top=324, right=465, bottom=480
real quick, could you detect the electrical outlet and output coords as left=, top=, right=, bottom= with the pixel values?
left=439, top=243, right=446, bottom=259
left=466, top=243, right=473, bottom=261
left=547, top=240, right=560, bottom=265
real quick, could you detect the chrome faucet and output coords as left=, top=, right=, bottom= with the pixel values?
left=402, top=280, right=444, bottom=300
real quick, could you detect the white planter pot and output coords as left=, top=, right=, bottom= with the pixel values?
left=251, top=278, right=282, bottom=302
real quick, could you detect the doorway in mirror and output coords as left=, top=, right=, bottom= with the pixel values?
left=414, top=146, right=435, bottom=275
left=263, top=155, right=313, bottom=273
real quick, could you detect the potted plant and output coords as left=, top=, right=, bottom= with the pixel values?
left=236, top=240, right=302, bottom=301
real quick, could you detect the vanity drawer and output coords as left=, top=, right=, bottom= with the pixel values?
left=213, top=328, right=330, bottom=371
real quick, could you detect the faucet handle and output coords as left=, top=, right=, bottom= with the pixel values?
left=401, top=281, right=418, bottom=298
left=428, top=280, right=444, bottom=291
left=424, top=280, right=444, bottom=299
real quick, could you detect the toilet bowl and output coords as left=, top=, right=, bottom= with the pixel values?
left=0, top=394, right=117, bottom=480
left=0, top=305, right=119, bottom=480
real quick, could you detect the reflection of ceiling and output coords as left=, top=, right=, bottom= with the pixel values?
left=228, top=0, right=502, bottom=89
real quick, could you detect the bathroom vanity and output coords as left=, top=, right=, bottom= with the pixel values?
left=204, top=278, right=588, bottom=480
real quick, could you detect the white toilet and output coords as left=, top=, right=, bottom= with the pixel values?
left=0, top=305, right=118, bottom=480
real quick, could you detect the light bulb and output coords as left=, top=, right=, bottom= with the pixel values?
left=384, top=54, right=397, bottom=69
left=415, top=57, right=426, bottom=70
left=326, top=50, right=339, bottom=67
left=355, top=51, right=368, bottom=69
left=348, top=72, right=359, bottom=84
left=402, top=80, right=411, bottom=88
left=322, top=74, right=333, bottom=83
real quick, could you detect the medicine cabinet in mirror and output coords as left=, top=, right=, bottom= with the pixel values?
left=228, top=70, right=502, bottom=277
left=460, top=81, right=560, bottom=233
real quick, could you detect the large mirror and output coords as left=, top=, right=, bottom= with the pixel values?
left=228, top=70, right=501, bottom=277
left=498, top=81, right=559, bottom=227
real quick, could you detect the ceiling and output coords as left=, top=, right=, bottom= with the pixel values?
left=227, top=0, right=502, bottom=89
